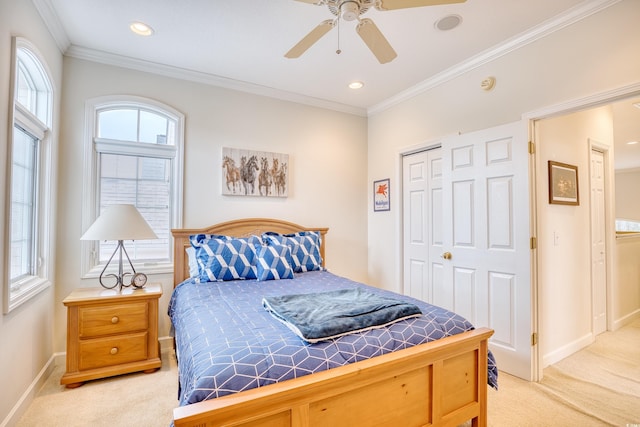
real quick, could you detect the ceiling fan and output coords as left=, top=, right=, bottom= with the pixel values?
left=285, top=0, right=466, bottom=64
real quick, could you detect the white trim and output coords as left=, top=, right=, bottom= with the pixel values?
left=4, top=37, right=56, bottom=314
left=524, top=82, right=640, bottom=120
left=65, top=45, right=367, bottom=117
left=542, top=332, right=594, bottom=367
left=31, top=0, right=71, bottom=53
left=80, top=95, right=185, bottom=278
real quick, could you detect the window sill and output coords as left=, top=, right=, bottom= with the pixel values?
left=81, top=262, right=173, bottom=280
left=5, top=277, right=51, bottom=314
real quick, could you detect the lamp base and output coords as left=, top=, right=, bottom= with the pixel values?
left=98, top=240, right=136, bottom=291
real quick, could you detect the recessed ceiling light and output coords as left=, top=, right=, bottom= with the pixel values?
left=349, top=81, right=364, bottom=90
left=130, top=22, right=154, bottom=36
left=435, top=14, right=462, bottom=31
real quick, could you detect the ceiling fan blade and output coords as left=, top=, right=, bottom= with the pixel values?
left=375, top=0, right=466, bottom=11
left=285, top=20, right=335, bottom=59
left=356, top=18, right=397, bottom=64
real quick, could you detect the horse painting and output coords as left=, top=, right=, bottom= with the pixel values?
left=258, top=157, right=272, bottom=196
left=271, top=159, right=287, bottom=196
left=240, top=155, right=259, bottom=195
left=222, top=148, right=288, bottom=198
left=222, top=155, right=241, bottom=194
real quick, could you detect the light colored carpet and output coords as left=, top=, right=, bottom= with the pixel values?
left=17, top=351, right=178, bottom=427
left=17, top=319, right=640, bottom=426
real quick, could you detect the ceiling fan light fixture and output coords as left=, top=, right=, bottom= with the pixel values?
left=435, top=14, right=462, bottom=31
left=341, top=1, right=360, bottom=21
left=349, top=81, right=364, bottom=89
left=130, top=21, right=154, bottom=36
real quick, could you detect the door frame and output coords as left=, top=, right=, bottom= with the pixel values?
left=396, top=82, right=640, bottom=382
left=524, top=81, right=640, bottom=380
left=589, top=142, right=611, bottom=335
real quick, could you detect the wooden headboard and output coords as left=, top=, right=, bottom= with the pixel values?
left=171, top=218, right=329, bottom=286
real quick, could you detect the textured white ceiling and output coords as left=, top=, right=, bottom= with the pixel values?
left=36, top=0, right=639, bottom=168
left=41, top=0, right=597, bottom=114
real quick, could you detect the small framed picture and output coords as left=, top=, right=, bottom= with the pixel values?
left=373, top=178, right=390, bottom=212
left=548, top=161, right=579, bottom=205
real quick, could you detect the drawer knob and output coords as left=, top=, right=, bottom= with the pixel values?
left=110, top=347, right=118, bottom=355
left=111, top=316, right=119, bottom=324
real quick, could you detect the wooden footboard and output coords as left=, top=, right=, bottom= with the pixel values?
left=173, top=327, right=494, bottom=427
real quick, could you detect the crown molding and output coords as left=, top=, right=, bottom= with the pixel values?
left=64, top=45, right=367, bottom=117
left=367, top=0, right=622, bottom=116
left=31, top=0, right=70, bottom=53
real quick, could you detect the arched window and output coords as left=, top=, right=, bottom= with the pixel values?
left=81, top=96, right=184, bottom=277
left=4, top=38, right=54, bottom=313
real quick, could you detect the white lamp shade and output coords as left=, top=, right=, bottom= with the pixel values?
left=81, top=204, right=158, bottom=241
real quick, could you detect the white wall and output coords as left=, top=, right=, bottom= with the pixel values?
left=366, top=0, right=640, bottom=364
left=54, top=57, right=369, bottom=353
left=0, top=1, right=63, bottom=425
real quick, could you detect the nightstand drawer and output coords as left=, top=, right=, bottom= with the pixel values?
left=79, top=302, right=148, bottom=338
left=61, top=284, right=162, bottom=387
left=79, top=332, right=148, bottom=371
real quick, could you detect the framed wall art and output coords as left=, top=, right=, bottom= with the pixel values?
left=548, top=160, right=579, bottom=205
left=373, top=178, right=390, bottom=212
left=222, top=147, right=288, bottom=197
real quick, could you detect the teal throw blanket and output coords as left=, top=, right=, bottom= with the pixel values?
left=262, top=288, right=422, bottom=343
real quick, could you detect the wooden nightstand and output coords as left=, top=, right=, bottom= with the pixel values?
left=60, top=284, right=162, bottom=388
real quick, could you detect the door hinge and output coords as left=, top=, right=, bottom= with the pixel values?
left=528, top=141, right=535, bottom=154
left=531, top=332, right=538, bottom=346
left=530, top=236, right=537, bottom=250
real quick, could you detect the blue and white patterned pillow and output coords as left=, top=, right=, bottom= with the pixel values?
left=255, top=244, right=294, bottom=281
left=189, top=233, right=232, bottom=246
left=262, top=231, right=323, bottom=273
left=191, top=235, right=261, bottom=282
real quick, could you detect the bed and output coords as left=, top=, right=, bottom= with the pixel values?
left=169, top=218, right=496, bottom=427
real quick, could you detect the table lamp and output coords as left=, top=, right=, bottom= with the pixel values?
left=81, top=204, right=158, bottom=291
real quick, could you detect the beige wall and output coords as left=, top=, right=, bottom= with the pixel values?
left=0, top=0, right=63, bottom=424
left=615, top=169, right=640, bottom=221
left=54, top=58, right=369, bottom=354
left=535, top=106, right=615, bottom=366
left=615, top=236, right=640, bottom=322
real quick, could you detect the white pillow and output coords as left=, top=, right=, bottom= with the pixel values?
left=186, top=247, right=199, bottom=278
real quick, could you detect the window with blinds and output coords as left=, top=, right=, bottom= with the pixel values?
left=82, top=98, right=184, bottom=277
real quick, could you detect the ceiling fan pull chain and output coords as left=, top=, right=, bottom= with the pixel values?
left=336, top=17, right=342, bottom=54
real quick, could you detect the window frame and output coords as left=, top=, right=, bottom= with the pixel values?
left=3, top=37, right=55, bottom=313
left=80, top=96, right=184, bottom=279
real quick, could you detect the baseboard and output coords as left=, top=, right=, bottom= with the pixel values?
left=0, top=352, right=60, bottom=427
left=159, top=335, right=174, bottom=353
left=542, top=332, right=594, bottom=368
left=612, top=309, right=640, bottom=330
left=2, top=339, right=174, bottom=427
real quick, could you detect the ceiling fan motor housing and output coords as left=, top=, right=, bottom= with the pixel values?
left=341, top=1, right=360, bottom=21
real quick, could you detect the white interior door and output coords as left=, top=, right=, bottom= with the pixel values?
left=403, top=148, right=442, bottom=303
left=590, top=149, right=607, bottom=335
left=403, top=121, right=533, bottom=381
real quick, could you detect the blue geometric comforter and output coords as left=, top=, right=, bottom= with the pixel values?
left=168, top=270, right=498, bottom=407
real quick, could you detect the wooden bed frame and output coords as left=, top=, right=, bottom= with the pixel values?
left=171, top=218, right=494, bottom=427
